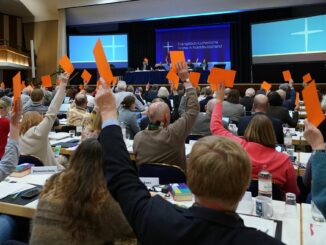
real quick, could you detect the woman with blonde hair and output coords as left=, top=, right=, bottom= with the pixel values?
left=30, top=138, right=134, bottom=245
left=157, top=86, right=172, bottom=111
left=210, top=83, right=299, bottom=196
left=19, top=73, right=69, bottom=167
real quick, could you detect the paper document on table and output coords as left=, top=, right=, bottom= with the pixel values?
left=303, top=221, right=326, bottom=245
left=0, top=182, right=35, bottom=199
left=240, top=214, right=277, bottom=238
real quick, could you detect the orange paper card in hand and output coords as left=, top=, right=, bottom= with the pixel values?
left=59, top=54, right=74, bottom=74
left=170, top=51, right=186, bottom=71
left=302, top=80, right=325, bottom=127
left=282, top=70, right=292, bottom=81
left=295, top=92, right=300, bottom=107
left=189, top=72, right=200, bottom=88
left=13, top=72, right=21, bottom=102
left=81, top=69, right=92, bottom=84
left=112, top=76, right=119, bottom=86
left=79, top=84, right=84, bottom=90
left=303, top=73, right=312, bottom=83
left=93, top=38, right=113, bottom=86
left=21, top=81, right=26, bottom=90
left=219, top=68, right=236, bottom=88
left=166, top=70, right=179, bottom=90
left=41, top=75, right=52, bottom=88
left=261, top=81, right=272, bottom=91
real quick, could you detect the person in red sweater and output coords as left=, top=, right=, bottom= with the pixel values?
left=0, top=100, right=10, bottom=159
left=210, top=83, right=300, bottom=197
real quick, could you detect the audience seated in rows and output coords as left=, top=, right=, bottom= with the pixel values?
left=19, top=74, right=69, bottom=168
left=30, top=138, right=134, bottom=245
left=199, top=87, right=213, bottom=112
left=237, top=94, right=284, bottom=145
left=67, top=93, right=92, bottom=129
left=0, top=100, right=10, bottom=159
left=156, top=86, right=172, bottom=111
left=118, top=96, right=140, bottom=139
left=211, top=83, right=300, bottom=196
left=239, top=87, right=255, bottom=112
left=115, top=81, right=145, bottom=111
left=143, top=83, right=158, bottom=103
left=279, top=81, right=296, bottom=111
left=84, top=85, right=95, bottom=110
left=23, top=88, right=48, bottom=115
left=94, top=78, right=283, bottom=245
left=267, top=91, right=298, bottom=127
left=133, top=62, right=199, bottom=170
left=222, top=89, right=245, bottom=124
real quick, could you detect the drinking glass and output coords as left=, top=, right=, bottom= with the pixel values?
left=311, top=201, right=326, bottom=222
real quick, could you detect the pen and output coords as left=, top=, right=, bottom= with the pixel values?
left=11, top=191, right=23, bottom=200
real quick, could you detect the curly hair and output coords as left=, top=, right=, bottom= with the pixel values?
left=40, top=138, right=110, bottom=240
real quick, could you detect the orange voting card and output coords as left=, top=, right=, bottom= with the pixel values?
left=96, top=80, right=103, bottom=91
left=302, top=80, right=325, bottom=127
left=303, top=73, right=312, bottom=83
left=170, top=51, right=186, bottom=71
left=59, top=54, right=74, bottom=74
left=79, top=84, right=84, bottom=90
left=0, top=82, right=5, bottom=89
left=12, top=72, right=21, bottom=101
left=189, top=72, right=200, bottom=88
left=41, top=75, right=52, bottom=88
left=207, top=68, right=236, bottom=88
left=81, top=69, right=92, bottom=84
left=261, top=81, right=272, bottom=91
left=166, top=70, right=179, bottom=90
left=282, top=70, right=292, bottom=81
left=295, top=92, right=300, bottom=107
left=112, top=76, right=119, bottom=86
left=93, top=38, right=113, bottom=86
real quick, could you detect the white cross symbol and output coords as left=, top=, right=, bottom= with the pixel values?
left=103, top=36, right=125, bottom=60
left=163, top=41, right=173, bottom=53
left=291, top=18, right=323, bottom=52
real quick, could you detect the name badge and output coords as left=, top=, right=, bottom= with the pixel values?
left=139, top=177, right=159, bottom=187
left=31, top=166, right=58, bottom=175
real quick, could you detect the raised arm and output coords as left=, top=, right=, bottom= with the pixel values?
left=33, top=73, right=68, bottom=137
left=96, top=78, right=152, bottom=238
left=304, top=119, right=326, bottom=217
left=0, top=99, right=22, bottom=181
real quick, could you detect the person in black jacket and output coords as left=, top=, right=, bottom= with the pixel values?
left=95, top=64, right=283, bottom=245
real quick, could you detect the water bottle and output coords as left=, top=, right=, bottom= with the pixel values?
left=284, top=129, right=292, bottom=147
left=120, top=122, right=127, bottom=140
left=258, top=165, right=273, bottom=199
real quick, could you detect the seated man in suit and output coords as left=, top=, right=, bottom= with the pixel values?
left=238, top=94, right=284, bottom=144
left=133, top=62, right=199, bottom=170
left=94, top=79, right=282, bottom=245
left=191, top=99, right=216, bottom=136
left=142, top=58, right=151, bottom=70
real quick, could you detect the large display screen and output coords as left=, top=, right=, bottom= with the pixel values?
left=251, top=15, right=326, bottom=63
left=68, top=34, right=128, bottom=68
left=156, top=25, right=231, bottom=69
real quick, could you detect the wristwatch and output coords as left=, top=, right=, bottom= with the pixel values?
left=184, top=78, right=190, bottom=83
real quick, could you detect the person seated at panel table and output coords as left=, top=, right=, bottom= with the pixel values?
left=0, top=99, right=10, bottom=159
left=19, top=73, right=70, bottom=168
left=133, top=62, right=199, bottom=170
left=222, top=88, right=245, bottom=125
left=267, top=91, right=298, bottom=127
left=237, top=94, right=284, bottom=145
left=142, top=57, right=151, bottom=71
left=200, top=58, right=208, bottom=70
left=118, top=96, right=140, bottom=140
left=0, top=99, right=22, bottom=245
left=239, top=87, right=255, bottom=112
left=93, top=81, right=283, bottom=245
left=67, top=93, right=92, bottom=129
left=114, top=81, right=145, bottom=111
left=29, top=138, right=135, bottom=245
left=304, top=119, right=326, bottom=218
left=210, top=82, right=300, bottom=197
left=154, top=62, right=166, bottom=70
left=187, top=59, right=195, bottom=70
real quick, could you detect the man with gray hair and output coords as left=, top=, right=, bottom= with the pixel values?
left=133, top=62, right=199, bottom=170
left=114, top=80, right=145, bottom=111
left=240, top=87, right=255, bottom=112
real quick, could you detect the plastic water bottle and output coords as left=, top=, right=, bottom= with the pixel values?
left=284, top=129, right=292, bottom=147
left=120, top=122, right=127, bottom=140
left=258, top=165, right=273, bottom=199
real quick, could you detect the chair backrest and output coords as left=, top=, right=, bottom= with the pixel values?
left=138, top=163, right=186, bottom=185
left=18, top=155, right=44, bottom=167
left=55, top=125, right=76, bottom=133
left=185, top=134, right=204, bottom=143
left=247, top=179, right=283, bottom=201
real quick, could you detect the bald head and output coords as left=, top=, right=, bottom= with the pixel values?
left=206, top=99, right=217, bottom=116
left=253, top=94, right=269, bottom=113
left=75, top=93, right=88, bottom=108
left=147, top=102, right=170, bottom=127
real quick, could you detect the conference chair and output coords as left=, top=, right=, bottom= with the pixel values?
left=247, top=179, right=283, bottom=201
left=18, top=154, right=44, bottom=167
left=138, top=163, right=186, bottom=185
left=185, top=133, right=204, bottom=143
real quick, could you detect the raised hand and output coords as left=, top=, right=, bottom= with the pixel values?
left=10, top=98, right=22, bottom=140
left=215, top=82, right=225, bottom=103
left=176, top=62, right=189, bottom=82
left=58, top=72, right=70, bottom=86
left=304, top=119, right=325, bottom=150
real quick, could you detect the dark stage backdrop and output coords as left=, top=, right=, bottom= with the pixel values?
left=66, top=3, right=326, bottom=84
